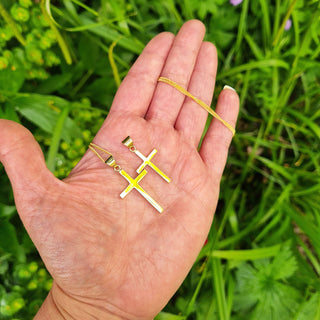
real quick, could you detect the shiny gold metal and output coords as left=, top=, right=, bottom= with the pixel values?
left=106, top=156, right=122, bottom=172
left=90, top=142, right=113, bottom=156
left=119, top=169, right=163, bottom=213
left=122, top=136, right=134, bottom=148
left=89, top=141, right=164, bottom=213
left=106, top=156, right=117, bottom=167
left=122, top=136, right=171, bottom=183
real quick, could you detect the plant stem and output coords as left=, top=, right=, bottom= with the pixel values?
left=41, top=0, right=72, bottom=64
left=272, top=0, right=297, bottom=46
left=109, top=39, right=122, bottom=87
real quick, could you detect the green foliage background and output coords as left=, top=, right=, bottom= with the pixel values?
left=0, top=0, right=319, bottom=319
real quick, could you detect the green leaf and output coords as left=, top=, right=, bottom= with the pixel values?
left=284, top=203, right=320, bottom=252
left=69, top=0, right=99, bottom=16
left=46, top=105, right=70, bottom=172
left=218, top=59, right=289, bottom=79
left=256, top=156, right=294, bottom=181
left=212, top=258, right=228, bottom=320
left=0, top=58, right=25, bottom=93
left=80, top=16, right=144, bottom=54
left=251, top=283, right=302, bottom=320
left=42, top=0, right=72, bottom=64
left=210, top=244, right=281, bottom=260
left=0, top=292, right=25, bottom=316
left=0, top=220, right=23, bottom=261
left=0, top=102, right=20, bottom=122
left=208, top=7, right=239, bottom=49
left=244, top=32, right=264, bottom=60
left=233, top=263, right=260, bottom=312
left=233, top=245, right=301, bottom=319
left=271, top=244, right=297, bottom=280
left=0, top=256, right=9, bottom=275
left=295, top=292, right=320, bottom=320
left=0, top=285, right=5, bottom=299
left=0, top=203, right=16, bottom=219
left=154, top=312, right=186, bottom=320
left=210, top=29, right=235, bottom=49
left=6, top=94, right=81, bottom=143
left=83, top=77, right=115, bottom=106
left=78, top=36, right=100, bottom=70
left=286, top=108, right=320, bottom=139
left=34, top=73, right=74, bottom=95
left=185, top=259, right=209, bottom=316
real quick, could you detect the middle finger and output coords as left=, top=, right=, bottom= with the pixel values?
left=145, top=20, right=206, bottom=126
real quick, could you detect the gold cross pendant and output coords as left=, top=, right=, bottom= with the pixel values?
left=106, top=156, right=163, bottom=213
left=122, top=136, right=171, bottom=183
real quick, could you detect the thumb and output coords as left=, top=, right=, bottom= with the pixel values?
left=0, top=119, right=55, bottom=210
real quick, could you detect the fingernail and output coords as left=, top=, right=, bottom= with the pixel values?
left=223, top=85, right=236, bottom=92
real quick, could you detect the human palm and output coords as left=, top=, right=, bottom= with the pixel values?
left=0, top=20, right=239, bottom=319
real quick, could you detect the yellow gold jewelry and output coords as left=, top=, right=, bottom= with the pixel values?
left=158, top=76, right=235, bottom=136
left=89, top=142, right=163, bottom=213
left=122, top=136, right=171, bottom=183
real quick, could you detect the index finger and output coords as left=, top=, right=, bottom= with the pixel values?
left=108, top=32, right=174, bottom=117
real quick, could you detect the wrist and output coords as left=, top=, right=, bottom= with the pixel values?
left=34, top=282, right=125, bottom=320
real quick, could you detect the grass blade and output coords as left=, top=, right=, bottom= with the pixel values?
left=211, top=244, right=281, bottom=260
left=235, top=0, right=249, bottom=54
left=212, top=258, right=228, bottom=320
left=284, top=203, right=320, bottom=252
left=46, top=105, right=70, bottom=172
left=42, top=0, right=72, bottom=64
left=286, top=108, right=320, bottom=139
left=272, top=0, right=298, bottom=46
left=256, top=156, right=294, bottom=181
left=185, top=260, right=209, bottom=316
left=218, top=59, right=289, bottom=79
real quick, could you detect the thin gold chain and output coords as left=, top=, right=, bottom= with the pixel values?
left=158, top=76, right=235, bottom=136
left=89, top=142, right=112, bottom=163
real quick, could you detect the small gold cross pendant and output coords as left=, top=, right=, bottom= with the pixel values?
left=122, top=136, right=171, bottom=183
left=106, top=156, right=163, bottom=213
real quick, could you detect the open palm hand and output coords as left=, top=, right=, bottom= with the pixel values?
left=0, top=20, right=239, bottom=319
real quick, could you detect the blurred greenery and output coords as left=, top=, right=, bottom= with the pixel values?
left=0, top=0, right=319, bottom=318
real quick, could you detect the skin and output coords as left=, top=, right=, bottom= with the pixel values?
left=0, top=20, right=239, bottom=319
